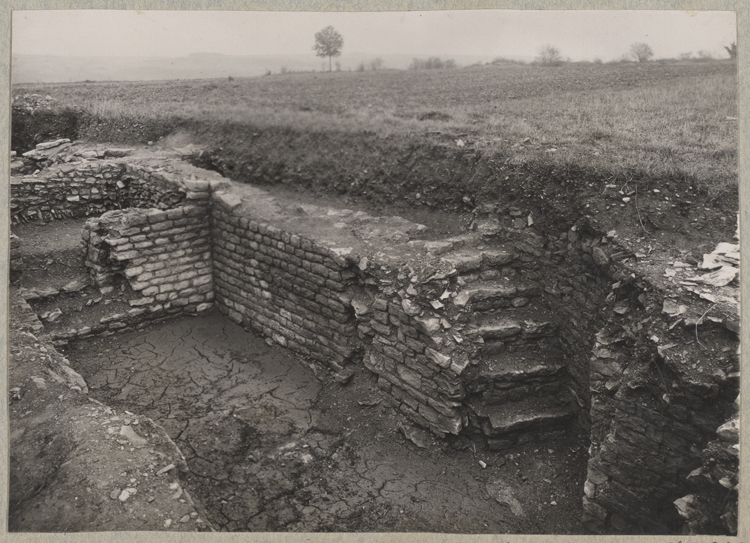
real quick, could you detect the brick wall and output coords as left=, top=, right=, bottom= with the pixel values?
left=81, top=182, right=213, bottom=323
left=210, top=192, right=361, bottom=373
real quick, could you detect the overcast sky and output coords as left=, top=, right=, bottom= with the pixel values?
left=12, top=10, right=737, bottom=62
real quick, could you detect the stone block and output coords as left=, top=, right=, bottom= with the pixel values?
left=166, top=208, right=184, bottom=220
left=214, top=192, right=242, bottom=211
left=183, top=205, right=206, bottom=218
left=129, top=297, right=155, bottom=307
left=124, top=266, right=144, bottom=278
left=396, top=365, right=422, bottom=390
left=177, top=269, right=199, bottom=281
left=151, top=220, right=175, bottom=232
left=116, top=250, right=140, bottom=261
left=424, top=347, right=451, bottom=368
left=146, top=209, right=168, bottom=223
left=193, top=274, right=212, bottom=287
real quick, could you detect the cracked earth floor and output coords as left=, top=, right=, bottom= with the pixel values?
left=62, top=310, right=588, bottom=533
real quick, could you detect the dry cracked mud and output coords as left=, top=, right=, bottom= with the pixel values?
left=61, top=312, right=588, bottom=533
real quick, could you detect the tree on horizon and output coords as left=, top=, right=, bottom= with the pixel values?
left=313, top=26, right=344, bottom=72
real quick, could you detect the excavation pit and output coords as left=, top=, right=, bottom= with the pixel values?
left=9, top=141, right=739, bottom=535
left=59, top=312, right=589, bottom=533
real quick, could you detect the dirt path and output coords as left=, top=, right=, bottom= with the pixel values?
left=62, top=311, right=588, bottom=533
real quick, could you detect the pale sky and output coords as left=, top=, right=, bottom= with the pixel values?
left=12, top=10, right=737, bottom=62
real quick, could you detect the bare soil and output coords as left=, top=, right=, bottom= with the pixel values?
left=8, top=289, right=210, bottom=533
left=60, top=313, right=588, bottom=533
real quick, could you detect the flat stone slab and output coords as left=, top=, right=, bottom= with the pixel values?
left=469, top=354, right=565, bottom=384
left=453, top=280, right=541, bottom=307
left=470, top=397, right=577, bottom=436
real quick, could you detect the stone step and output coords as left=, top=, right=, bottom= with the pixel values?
left=476, top=335, right=560, bottom=357
left=465, top=352, right=566, bottom=388
left=439, top=246, right=515, bottom=274
left=469, top=395, right=576, bottom=437
left=453, top=280, right=542, bottom=309
left=465, top=351, right=569, bottom=406
left=463, top=312, right=557, bottom=342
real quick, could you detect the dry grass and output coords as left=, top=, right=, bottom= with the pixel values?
left=14, top=61, right=737, bottom=197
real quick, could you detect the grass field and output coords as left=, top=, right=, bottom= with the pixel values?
left=14, top=60, right=738, bottom=199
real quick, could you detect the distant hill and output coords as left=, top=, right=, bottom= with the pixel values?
left=11, top=53, right=533, bottom=83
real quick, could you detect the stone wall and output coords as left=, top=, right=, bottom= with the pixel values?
left=672, top=397, right=739, bottom=535
left=580, top=260, right=739, bottom=534
left=539, top=225, right=622, bottom=419
left=208, top=199, right=619, bottom=440
left=10, top=160, right=188, bottom=224
left=354, top=261, right=470, bottom=437
left=210, top=192, right=361, bottom=375
left=81, top=182, right=213, bottom=323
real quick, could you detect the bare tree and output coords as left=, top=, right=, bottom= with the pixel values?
left=537, top=45, right=562, bottom=66
left=630, top=43, right=654, bottom=63
left=313, top=26, right=344, bottom=72
left=724, top=42, right=737, bottom=60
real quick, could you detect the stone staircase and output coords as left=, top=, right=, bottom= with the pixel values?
left=438, top=237, right=578, bottom=450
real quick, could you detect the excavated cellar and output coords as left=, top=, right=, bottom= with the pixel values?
left=9, top=140, right=739, bottom=535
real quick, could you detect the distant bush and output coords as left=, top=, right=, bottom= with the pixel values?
left=630, top=43, right=654, bottom=63
left=592, top=57, right=603, bottom=65
left=227, top=75, right=234, bottom=81
left=490, top=57, right=526, bottom=65
left=356, top=62, right=366, bottom=72
left=409, top=57, right=457, bottom=70
left=369, top=58, right=384, bottom=71
left=537, top=45, right=563, bottom=66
